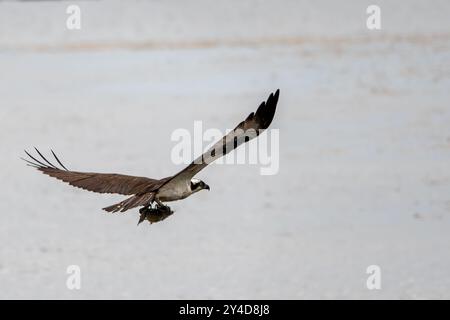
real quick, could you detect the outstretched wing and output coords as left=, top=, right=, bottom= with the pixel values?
left=22, top=148, right=166, bottom=195
left=167, top=89, right=279, bottom=185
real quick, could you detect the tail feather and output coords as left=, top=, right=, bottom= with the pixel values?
left=103, top=193, right=155, bottom=213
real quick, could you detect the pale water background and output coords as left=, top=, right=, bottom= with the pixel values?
left=0, top=0, right=449, bottom=299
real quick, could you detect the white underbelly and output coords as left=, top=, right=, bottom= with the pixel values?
left=156, top=183, right=191, bottom=202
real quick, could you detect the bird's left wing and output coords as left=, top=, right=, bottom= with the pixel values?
left=22, top=148, right=166, bottom=195
left=165, top=89, right=280, bottom=186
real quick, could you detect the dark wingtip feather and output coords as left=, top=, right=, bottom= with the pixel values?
left=245, top=111, right=255, bottom=122
left=256, top=89, right=280, bottom=129
left=34, top=147, right=58, bottom=169
left=24, top=149, right=48, bottom=168
left=51, top=149, right=69, bottom=171
left=20, top=157, right=40, bottom=168
left=22, top=148, right=69, bottom=172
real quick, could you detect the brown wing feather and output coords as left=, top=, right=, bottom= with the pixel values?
left=167, top=89, right=280, bottom=184
left=22, top=148, right=168, bottom=195
left=103, top=193, right=156, bottom=213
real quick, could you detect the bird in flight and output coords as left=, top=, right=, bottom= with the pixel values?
left=23, top=90, right=280, bottom=225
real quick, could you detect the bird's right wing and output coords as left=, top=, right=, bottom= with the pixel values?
left=165, top=89, right=279, bottom=187
left=22, top=148, right=167, bottom=195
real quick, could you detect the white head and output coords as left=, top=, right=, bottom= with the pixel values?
left=190, top=178, right=210, bottom=193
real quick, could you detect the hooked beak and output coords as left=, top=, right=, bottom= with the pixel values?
left=205, top=184, right=210, bottom=191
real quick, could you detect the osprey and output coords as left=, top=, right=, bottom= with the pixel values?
left=23, top=90, right=280, bottom=224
